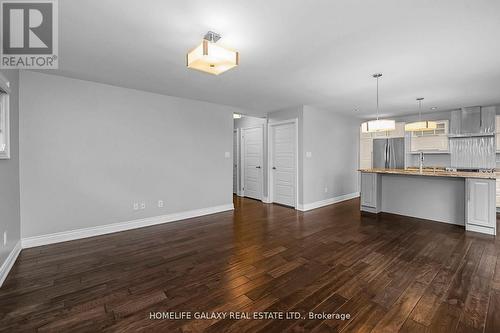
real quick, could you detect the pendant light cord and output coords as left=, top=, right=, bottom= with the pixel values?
left=376, top=76, right=379, bottom=120
left=419, top=99, right=422, bottom=121
left=372, top=73, right=383, bottom=121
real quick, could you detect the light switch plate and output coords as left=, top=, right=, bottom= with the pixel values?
left=224, top=152, right=231, bottom=159
left=306, top=152, right=312, bottom=158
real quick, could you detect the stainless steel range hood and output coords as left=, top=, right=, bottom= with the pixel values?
left=449, top=106, right=496, bottom=169
left=449, top=106, right=495, bottom=137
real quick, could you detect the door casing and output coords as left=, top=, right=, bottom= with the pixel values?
left=267, top=119, right=299, bottom=208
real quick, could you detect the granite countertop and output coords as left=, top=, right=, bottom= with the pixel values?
left=359, top=168, right=496, bottom=179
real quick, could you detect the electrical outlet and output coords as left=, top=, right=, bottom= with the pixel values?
left=3, top=231, right=7, bottom=246
left=133, top=203, right=139, bottom=210
left=158, top=200, right=164, bottom=208
left=140, top=202, right=146, bottom=210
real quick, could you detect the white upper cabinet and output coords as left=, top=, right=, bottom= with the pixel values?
left=409, top=120, right=449, bottom=153
left=359, top=126, right=372, bottom=169
left=359, top=137, right=373, bottom=169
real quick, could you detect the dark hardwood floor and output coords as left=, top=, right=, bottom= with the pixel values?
left=1, top=196, right=500, bottom=332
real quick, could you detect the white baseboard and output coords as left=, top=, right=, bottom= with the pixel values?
left=466, top=223, right=496, bottom=236
left=297, top=192, right=360, bottom=212
left=262, top=196, right=271, bottom=204
left=0, top=240, right=22, bottom=287
left=22, top=204, right=234, bottom=249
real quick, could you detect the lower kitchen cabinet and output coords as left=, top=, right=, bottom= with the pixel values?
left=466, top=178, right=496, bottom=235
left=496, top=115, right=500, bottom=152
left=360, top=172, right=380, bottom=213
left=496, top=179, right=500, bottom=207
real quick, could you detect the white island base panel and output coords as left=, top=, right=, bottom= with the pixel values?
left=360, top=172, right=496, bottom=236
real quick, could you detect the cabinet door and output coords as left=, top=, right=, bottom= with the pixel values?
left=467, top=179, right=495, bottom=227
left=359, top=138, right=373, bottom=169
left=496, top=179, right=500, bottom=207
left=360, top=131, right=372, bottom=140
left=360, top=157, right=372, bottom=169
left=410, top=136, right=448, bottom=152
left=361, top=173, right=376, bottom=207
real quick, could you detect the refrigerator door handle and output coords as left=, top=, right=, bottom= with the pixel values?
left=389, top=143, right=393, bottom=168
left=385, top=143, right=389, bottom=168
left=388, top=143, right=391, bottom=168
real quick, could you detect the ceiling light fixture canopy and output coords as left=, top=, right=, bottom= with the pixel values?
left=404, top=98, right=438, bottom=131
left=186, top=31, right=239, bottom=75
left=361, top=73, right=396, bottom=133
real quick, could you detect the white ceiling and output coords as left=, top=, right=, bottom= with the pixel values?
left=52, top=0, right=500, bottom=118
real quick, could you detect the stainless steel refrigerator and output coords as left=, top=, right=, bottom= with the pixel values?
left=373, top=138, right=405, bottom=169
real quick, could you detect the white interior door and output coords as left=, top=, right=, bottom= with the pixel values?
left=233, top=130, right=238, bottom=194
left=271, top=122, right=296, bottom=207
left=243, top=127, right=263, bottom=200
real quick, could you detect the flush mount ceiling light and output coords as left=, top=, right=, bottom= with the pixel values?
left=404, top=98, right=437, bottom=131
left=186, top=31, right=239, bottom=75
left=361, top=73, right=396, bottom=133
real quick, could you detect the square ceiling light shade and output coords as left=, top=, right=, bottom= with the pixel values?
left=187, top=40, right=239, bottom=75
left=361, top=119, right=396, bottom=133
left=404, top=121, right=437, bottom=131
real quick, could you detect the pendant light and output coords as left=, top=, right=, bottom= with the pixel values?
left=187, top=31, right=239, bottom=75
left=404, top=98, right=437, bottom=131
left=361, top=73, right=396, bottom=133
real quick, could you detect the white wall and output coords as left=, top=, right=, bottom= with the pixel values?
left=0, top=70, right=21, bottom=274
left=19, top=71, right=241, bottom=239
left=267, top=105, right=359, bottom=208
left=302, top=105, right=359, bottom=204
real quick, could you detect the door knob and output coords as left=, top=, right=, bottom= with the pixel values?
left=272, top=167, right=276, bottom=170
left=256, top=166, right=261, bottom=169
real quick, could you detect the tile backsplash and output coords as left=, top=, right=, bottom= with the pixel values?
left=450, top=136, right=496, bottom=169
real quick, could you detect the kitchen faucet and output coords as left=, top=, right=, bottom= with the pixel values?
left=419, top=152, right=424, bottom=173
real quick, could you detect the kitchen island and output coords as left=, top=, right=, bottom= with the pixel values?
left=359, top=168, right=496, bottom=235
